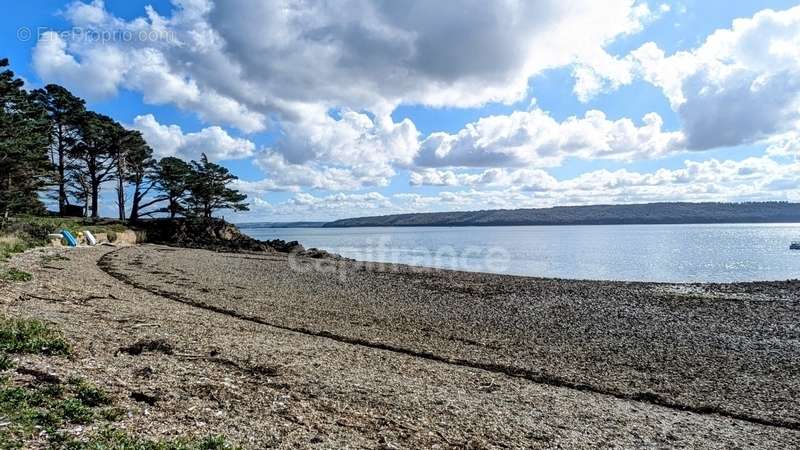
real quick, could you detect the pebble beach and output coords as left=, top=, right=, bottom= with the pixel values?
left=2, top=243, right=799, bottom=448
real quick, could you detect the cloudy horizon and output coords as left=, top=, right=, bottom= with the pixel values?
left=6, top=0, right=800, bottom=221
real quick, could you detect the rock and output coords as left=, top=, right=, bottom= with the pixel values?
left=298, top=248, right=352, bottom=261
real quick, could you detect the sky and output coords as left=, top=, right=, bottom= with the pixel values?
left=3, top=0, right=800, bottom=221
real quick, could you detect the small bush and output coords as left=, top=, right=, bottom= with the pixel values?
left=0, top=376, right=118, bottom=447
left=0, top=354, right=13, bottom=371
left=0, top=236, right=31, bottom=261
left=0, top=268, right=32, bottom=282
left=0, top=317, right=70, bottom=355
left=106, top=230, right=118, bottom=243
left=55, top=429, right=241, bottom=450
left=70, top=377, right=112, bottom=407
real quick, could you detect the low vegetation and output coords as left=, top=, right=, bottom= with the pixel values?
left=0, top=316, right=70, bottom=356
left=0, top=317, right=238, bottom=449
left=55, top=429, right=239, bottom=450
left=0, top=268, right=32, bottom=282
left=0, top=217, right=130, bottom=275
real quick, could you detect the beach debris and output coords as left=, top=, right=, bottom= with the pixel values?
left=16, top=366, right=62, bottom=384
left=118, top=339, right=174, bottom=356
left=133, top=366, right=154, bottom=378
left=130, top=391, right=160, bottom=406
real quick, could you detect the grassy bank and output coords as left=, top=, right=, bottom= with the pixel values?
left=0, top=316, right=238, bottom=449
left=0, top=216, right=132, bottom=282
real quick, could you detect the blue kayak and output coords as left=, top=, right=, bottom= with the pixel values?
left=61, top=230, right=78, bottom=247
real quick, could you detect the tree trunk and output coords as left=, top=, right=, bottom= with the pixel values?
left=57, top=141, right=66, bottom=217
left=116, top=176, right=126, bottom=221
left=91, top=176, right=100, bottom=218
left=129, top=185, right=141, bottom=221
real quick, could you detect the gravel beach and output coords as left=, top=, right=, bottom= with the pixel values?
left=2, top=243, right=799, bottom=448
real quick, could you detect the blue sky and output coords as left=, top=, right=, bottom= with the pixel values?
left=4, top=1, right=800, bottom=220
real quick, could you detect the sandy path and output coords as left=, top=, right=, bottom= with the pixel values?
left=1, top=244, right=798, bottom=449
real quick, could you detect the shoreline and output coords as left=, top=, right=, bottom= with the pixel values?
left=241, top=226, right=800, bottom=285
left=1, top=243, right=798, bottom=447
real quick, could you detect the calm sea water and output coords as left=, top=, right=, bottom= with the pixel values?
left=241, top=224, right=800, bottom=282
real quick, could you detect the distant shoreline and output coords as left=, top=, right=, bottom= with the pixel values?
left=246, top=218, right=800, bottom=228
left=320, top=201, right=800, bottom=228
left=238, top=202, right=800, bottom=228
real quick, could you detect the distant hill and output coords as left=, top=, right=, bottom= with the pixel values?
left=324, top=202, right=800, bottom=228
left=237, top=221, right=327, bottom=229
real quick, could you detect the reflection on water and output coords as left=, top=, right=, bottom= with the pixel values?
left=242, top=223, right=800, bottom=282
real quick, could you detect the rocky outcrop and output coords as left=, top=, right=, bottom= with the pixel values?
left=297, top=248, right=353, bottom=260
left=132, top=218, right=305, bottom=254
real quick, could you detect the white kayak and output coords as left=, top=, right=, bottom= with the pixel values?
left=84, top=230, right=97, bottom=246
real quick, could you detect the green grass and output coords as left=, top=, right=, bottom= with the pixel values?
left=69, top=376, right=113, bottom=408
left=0, top=216, right=131, bottom=262
left=8, top=215, right=130, bottom=236
left=0, top=376, right=237, bottom=450
left=54, top=429, right=240, bottom=450
left=0, top=268, right=32, bottom=283
left=0, top=375, right=122, bottom=449
left=0, top=238, right=31, bottom=261
left=0, top=353, right=13, bottom=371
left=0, top=316, right=238, bottom=450
left=0, top=316, right=70, bottom=356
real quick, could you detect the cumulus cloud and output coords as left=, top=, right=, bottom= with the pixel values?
left=33, top=1, right=800, bottom=220
left=411, top=156, right=800, bottom=199
left=34, top=0, right=654, bottom=133
left=415, top=109, right=685, bottom=168
left=131, top=114, right=255, bottom=160
left=245, top=155, right=800, bottom=220
left=271, top=106, right=419, bottom=178
left=623, top=5, right=800, bottom=150
left=570, top=2, right=671, bottom=101
left=250, top=151, right=394, bottom=192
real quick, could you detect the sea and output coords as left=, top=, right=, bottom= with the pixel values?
left=240, top=223, right=800, bottom=282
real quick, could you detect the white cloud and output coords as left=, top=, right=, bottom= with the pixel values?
left=629, top=5, right=800, bottom=149
left=251, top=151, right=392, bottom=192
left=234, top=155, right=800, bottom=220
left=225, top=156, right=800, bottom=220
left=410, top=156, right=800, bottom=200
left=272, top=106, right=419, bottom=177
left=32, top=17, right=267, bottom=133
left=35, top=0, right=655, bottom=134
left=415, top=109, right=685, bottom=168
left=131, top=114, right=255, bottom=160
left=32, top=32, right=126, bottom=99
left=410, top=168, right=559, bottom=191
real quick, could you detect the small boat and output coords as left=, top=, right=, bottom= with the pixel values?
left=61, top=230, right=78, bottom=247
left=791, top=241, right=800, bottom=250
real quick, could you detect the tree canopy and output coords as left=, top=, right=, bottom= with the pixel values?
left=0, top=58, right=249, bottom=222
left=184, top=154, right=249, bottom=218
left=0, top=59, right=52, bottom=218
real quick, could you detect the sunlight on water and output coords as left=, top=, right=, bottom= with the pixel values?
left=242, top=223, right=800, bottom=282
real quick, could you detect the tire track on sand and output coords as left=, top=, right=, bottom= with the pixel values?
left=97, top=247, right=800, bottom=432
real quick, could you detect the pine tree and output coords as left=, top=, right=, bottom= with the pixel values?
left=184, top=154, right=248, bottom=218
left=31, top=84, right=86, bottom=216
left=70, top=112, right=120, bottom=218
left=153, top=157, right=193, bottom=219
left=112, top=129, right=151, bottom=221
left=124, top=132, right=158, bottom=221
left=0, top=59, right=52, bottom=219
